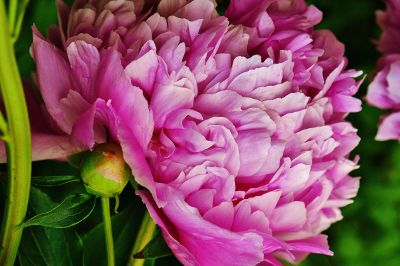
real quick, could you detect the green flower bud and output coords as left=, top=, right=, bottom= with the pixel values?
left=81, top=143, right=130, bottom=198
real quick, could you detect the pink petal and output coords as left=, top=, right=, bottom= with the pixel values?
left=32, top=27, right=76, bottom=134
left=0, top=134, right=81, bottom=163
left=125, top=44, right=159, bottom=95
left=136, top=190, right=199, bottom=266
left=66, top=41, right=100, bottom=102
left=271, top=202, right=307, bottom=232
left=155, top=187, right=265, bottom=266
left=71, top=99, right=117, bottom=149
left=367, top=67, right=396, bottom=109
left=203, top=201, right=235, bottom=230
left=376, top=112, right=400, bottom=140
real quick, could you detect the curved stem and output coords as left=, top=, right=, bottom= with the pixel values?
left=101, top=197, right=115, bottom=266
left=8, top=0, right=17, bottom=33
left=0, top=112, right=7, bottom=137
left=127, top=211, right=157, bottom=266
left=12, top=0, right=30, bottom=44
left=0, top=1, right=32, bottom=265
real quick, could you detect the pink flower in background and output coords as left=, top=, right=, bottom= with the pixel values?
left=376, top=0, right=400, bottom=55
left=27, top=0, right=362, bottom=265
left=367, top=0, right=400, bottom=141
left=367, top=54, right=400, bottom=140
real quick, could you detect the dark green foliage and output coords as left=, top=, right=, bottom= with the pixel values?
left=17, top=187, right=84, bottom=266
left=31, top=175, right=80, bottom=187
left=82, top=202, right=144, bottom=266
left=21, top=193, right=96, bottom=229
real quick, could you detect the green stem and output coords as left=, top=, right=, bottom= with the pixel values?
left=0, top=0, right=32, bottom=265
left=127, top=211, right=157, bottom=266
left=12, top=0, right=30, bottom=43
left=0, top=112, right=7, bottom=137
left=7, top=0, right=17, bottom=33
left=101, top=197, right=115, bottom=266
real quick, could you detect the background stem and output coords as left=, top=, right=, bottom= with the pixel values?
left=101, top=197, right=115, bottom=266
left=7, top=0, right=17, bottom=33
left=0, top=0, right=32, bottom=265
left=12, top=0, right=30, bottom=43
left=128, top=211, right=156, bottom=266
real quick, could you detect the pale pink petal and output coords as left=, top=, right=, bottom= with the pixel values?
left=376, top=112, right=400, bottom=140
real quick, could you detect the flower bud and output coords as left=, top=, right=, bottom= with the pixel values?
left=81, top=143, right=130, bottom=197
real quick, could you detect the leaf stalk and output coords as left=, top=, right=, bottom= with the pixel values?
left=101, top=197, right=115, bottom=266
left=0, top=0, right=32, bottom=265
left=127, top=211, right=157, bottom=266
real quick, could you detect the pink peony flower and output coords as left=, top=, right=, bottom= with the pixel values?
left=376, top=0, right=400, bottom=55
left=367, top=0, right=400, bottom=141
left=135, top=0, right=361, bottom=265
left=26, top=0, right=362, bottom=265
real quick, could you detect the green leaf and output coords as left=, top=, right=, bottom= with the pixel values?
left=83, top=199, right=144, bottom=266
left=31, top=175, right=80, bottom=187
left=134, top=230, right=172, bottom=259
left=18, top=227, right=84, bottom=266
left=18, top=187, right=84, bottom=266
left=29, top=161, right=85, bottom=202
left=21, top=193, right=96, bottom=228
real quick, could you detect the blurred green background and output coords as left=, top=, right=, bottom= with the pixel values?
left=304, top=1, right=400, bottom=266
left=11, top=0, right=400, bottom=265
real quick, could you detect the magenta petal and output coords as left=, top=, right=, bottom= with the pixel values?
left=168, top=16, right=203, bottom=44
left=71, top=99, right=117, bottom=149
left=94, top=48, right=154, bottom=150
left=386, top=60, right=400, bottom=103
left=287, top=235, right=333, bottom=256
left=136, top=190, right=199, bottom=266
left=112, top=85, right=154, bottom=151
left=125, top=45, right=159, bottom=95
left=32, top=27, right=76, bottom=134
left=331, top=94, right=362, bottom=113
left=118, top=124, right=155, bottom=192
left=226, top=0, right=273, bottom=27
left=155, top=186, right=265, bottom=266
left=95, top=48, right=129, bottom=100
left=367, top=67, right=396, bottom=109
left=203, top=201, right=235, bottom=230
left=151, top=75, right=196, bottom=128
left=67, top=41, right=100, bottom=102
left=0, top=134, right=81, bottom=163
left=31, top=133, right=81, bottom=161
left=173, top=0, right=216, bottom=21
left=376, top=112, right=400, bottom=140
left=29, top=1, right=363, bottom=264
left=246, top=191, right=281, bottom=217
left=157, top=36, right=186, bottom=72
